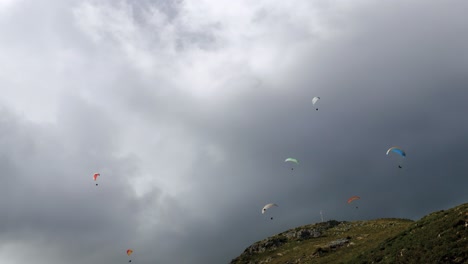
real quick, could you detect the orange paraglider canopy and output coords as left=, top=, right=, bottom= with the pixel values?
left=347, top=196, right=360, bottom=204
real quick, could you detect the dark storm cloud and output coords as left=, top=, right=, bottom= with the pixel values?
left=1, top=0, right=468, bottom=263
left=108, top=1, right=468, bottom=262
left=0, top=97, right=155, bottom=263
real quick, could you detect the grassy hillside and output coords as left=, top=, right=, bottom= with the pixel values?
left=353, top=203, right=468, bottom=264
left=230, top=203, right=468, bottom=264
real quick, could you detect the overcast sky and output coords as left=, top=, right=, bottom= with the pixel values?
left=1, top=0, right=467, bottom=263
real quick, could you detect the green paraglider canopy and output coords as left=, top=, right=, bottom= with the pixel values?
left=284, top=158, right=299, bottom=164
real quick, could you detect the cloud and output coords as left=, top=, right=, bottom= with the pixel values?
left=0, top=0, right=467, bottom=263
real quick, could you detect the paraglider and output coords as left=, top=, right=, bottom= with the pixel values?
left=347, top=196, right=360, bottom=204
left=386, top=147, right=406, bottom=157
left=262, top=203, right=278, bottom=220
left=285, top=158, right=298, bottom=170
left=127, top=249, right=133, bottom=262
left=386, top=146, right=406, bottom=168
left=312, top=97, right=320, bottom=111
left=348, top=196, right=360, bottom=209
left=93, top=173, right=100, bottom=186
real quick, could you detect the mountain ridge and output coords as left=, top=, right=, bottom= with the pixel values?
left=230, top=202, right=468, bottom=264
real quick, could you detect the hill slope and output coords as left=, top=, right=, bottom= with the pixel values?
left=230, top=203, right=468, bottom=264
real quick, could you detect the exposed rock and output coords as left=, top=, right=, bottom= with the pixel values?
left=244, top=236, right=288, bottom=255
left=328, top=238, right=349, bottom=249
left=285, top=228, right=321, bottom=240
left=230, top=220, right=344, bottom=264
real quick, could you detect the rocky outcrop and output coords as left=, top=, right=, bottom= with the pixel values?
left=230, top=220, right=343, bottom=264
left=328, top=238, right=349, bottom=249
left=284, top=228, right=321, bottom=240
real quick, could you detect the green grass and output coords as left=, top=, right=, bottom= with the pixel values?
left=353, top=203, right=468, bottom=264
